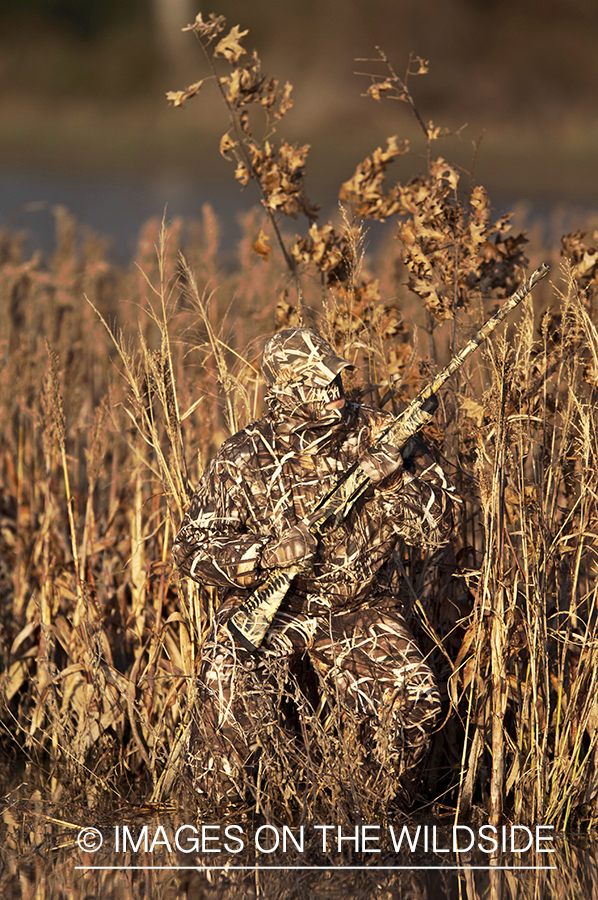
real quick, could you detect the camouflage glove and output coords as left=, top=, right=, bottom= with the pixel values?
left=359, top=395, right=437, bottom=487
left=261, top=521, right=318, bottom=570
left=358, top=434, right=405, bottom=487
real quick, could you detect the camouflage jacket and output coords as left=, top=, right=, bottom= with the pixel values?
left=173, top=401, right=460, bottom=616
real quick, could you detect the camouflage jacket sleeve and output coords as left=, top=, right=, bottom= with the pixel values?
left=172, top=452, right=269, bottom=589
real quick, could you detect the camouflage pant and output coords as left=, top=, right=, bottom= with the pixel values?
left=188, top=600, right=441, bottom=808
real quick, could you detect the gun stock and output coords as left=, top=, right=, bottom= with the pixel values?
left=228, top=264, right=550, bottom=651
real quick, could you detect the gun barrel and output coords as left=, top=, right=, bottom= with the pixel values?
left=416, top=264, right=549, bottom=408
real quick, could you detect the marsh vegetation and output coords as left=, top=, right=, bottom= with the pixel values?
left=1, top=18, right=598, bottom=885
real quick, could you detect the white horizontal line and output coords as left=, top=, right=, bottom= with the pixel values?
left=75, top=865, right=557, bottom=871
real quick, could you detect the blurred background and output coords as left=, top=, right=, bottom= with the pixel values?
left=1, top=0, right=597, bottom=261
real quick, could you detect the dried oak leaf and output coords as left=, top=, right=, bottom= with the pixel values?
left=386, top=342, right=417, bottom=382
left=166, top=90, right=187, bottom=108
left=219, top=133, right=236, bottom=158
left=291, top=223, right=348, bottom=281
left=253, top=228, right=272, bottom=261
left=561, top=231, right=598, bottom=283
left=166, top=80, right=204, bottom=108
left=183, top=13, right=226, bottom=41
left=430, top=157, right=459, bottom=192
left=214, top=25, right=249, bottom=63
left=251, top=141, right=316, bottom=218
left=468, top=186, right=490, bottom=247
left=340, top=136, right=408, bottom=219
left=398, top=177, right=431, bottom=214
left=221, top=57, right=264, bottom=106
left=234, top=163, right=250, bottom=187
left=278, top=142, right=309, bottom=175
left=258, top=77, right=280, bottom=112
left=256, top=76, right=293, bottom=119
left=274, top=81, right=294, bottom=120
left=366, top=80, right=397, bottom=101
left=426, top=121, right=454, bottom=141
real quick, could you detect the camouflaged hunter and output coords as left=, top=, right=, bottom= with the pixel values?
left=173, top=327, right=462, bottom=805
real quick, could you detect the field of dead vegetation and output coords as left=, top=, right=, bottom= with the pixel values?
left=1, top=13, right=598, bottom=843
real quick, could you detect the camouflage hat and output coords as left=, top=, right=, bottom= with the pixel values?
left=262, top=328, right=354, bottom=388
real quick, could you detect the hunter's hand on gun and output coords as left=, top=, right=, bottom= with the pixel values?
left=359, top=431, right=405, bottom=487
left=261, top=521, right=318, bottom=570
left=359, top=394, right=438, bottom=485
left=259, top=402, right=438, bottom=580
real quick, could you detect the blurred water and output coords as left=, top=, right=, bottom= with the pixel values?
left=0, top=166, right=263, bottom=265
left=0, top=164, right=413, bottom=274
left=1, top=165, right=597, bottom=270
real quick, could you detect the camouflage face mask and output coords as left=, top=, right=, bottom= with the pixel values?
left=272, top=372, right=344, bottom=425
left=261, top=328, right=354, bottom=432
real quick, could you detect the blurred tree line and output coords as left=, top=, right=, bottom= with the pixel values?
left=1, top=0, right=144, bottom=38
left=1, top=0, right=597, bottom=117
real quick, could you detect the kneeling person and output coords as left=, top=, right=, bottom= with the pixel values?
left=173, top=327, right=461, bottom=806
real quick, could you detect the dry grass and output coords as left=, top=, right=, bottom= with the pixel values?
left=2, top=13, right=598, bottom=842
left=1, top=199, right=597, bottom=832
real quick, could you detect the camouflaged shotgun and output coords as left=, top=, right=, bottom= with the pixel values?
left=228, top=263, right=549, bottom=652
